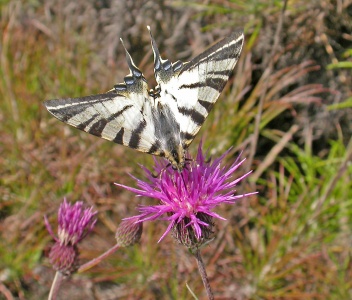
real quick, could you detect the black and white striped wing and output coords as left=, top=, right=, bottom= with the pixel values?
left=151, top=30, right=244, bottom=147
left=44, top=92, right=159, bottom=154
left=44, top=43, right=161, bottom=155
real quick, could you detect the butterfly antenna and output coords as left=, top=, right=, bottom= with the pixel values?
left=152, top=163, right=171, bottom=178
left=180, top=171, right=187, bottom=190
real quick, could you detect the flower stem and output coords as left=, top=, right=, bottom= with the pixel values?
left=77, top=243, right=121, bottom=273
left=194, top=249, right=214, bottom=300
left=48, top=271, right=64, bottom=300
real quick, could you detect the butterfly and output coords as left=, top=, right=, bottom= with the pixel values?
left=44, top=26, right=244, bottom=171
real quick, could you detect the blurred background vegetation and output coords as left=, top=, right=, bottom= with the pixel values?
left=0, top=0, right=351, bottom=299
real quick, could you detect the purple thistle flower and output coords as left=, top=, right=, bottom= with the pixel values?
left=115, top=142, right=256, bottom=247
left=45, top=198, right=97, bottom=274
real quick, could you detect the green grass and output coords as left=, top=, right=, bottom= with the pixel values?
left=1, top=0, right=351, bottom=298
left=236, top=136, right=352, bottom=298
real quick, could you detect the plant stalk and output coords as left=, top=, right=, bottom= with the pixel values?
left=48, top=271, right=63, bottom=300
left=77, top=243, right=121, bottom=273
left=194, top=249, right=214, bottom=300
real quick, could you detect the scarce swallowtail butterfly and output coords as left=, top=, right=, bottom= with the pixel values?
left=44, top=27, right=244, bottom=171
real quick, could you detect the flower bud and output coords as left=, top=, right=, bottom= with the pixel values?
left=115, top=218, right=143, bottom=247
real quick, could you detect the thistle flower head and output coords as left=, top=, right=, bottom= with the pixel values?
left=116, top=142, right=256, bottom=248
left=45, top=198, right=97, bottom=274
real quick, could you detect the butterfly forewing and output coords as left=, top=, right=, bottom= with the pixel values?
left=158, top=30, right=244, bottom=147
left=44, top=91, right=161, bottom=153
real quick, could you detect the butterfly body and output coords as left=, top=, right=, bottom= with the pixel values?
left=44, top=27, right=244, bottom=171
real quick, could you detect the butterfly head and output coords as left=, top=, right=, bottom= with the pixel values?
left=165, top=145, right=185, bottom=172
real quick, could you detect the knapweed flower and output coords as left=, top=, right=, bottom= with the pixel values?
left=115, top=142, right=256, bottom=249
left=45, top=198, right=97, bottom=275
left=115, top=218, right=143, bottom=247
